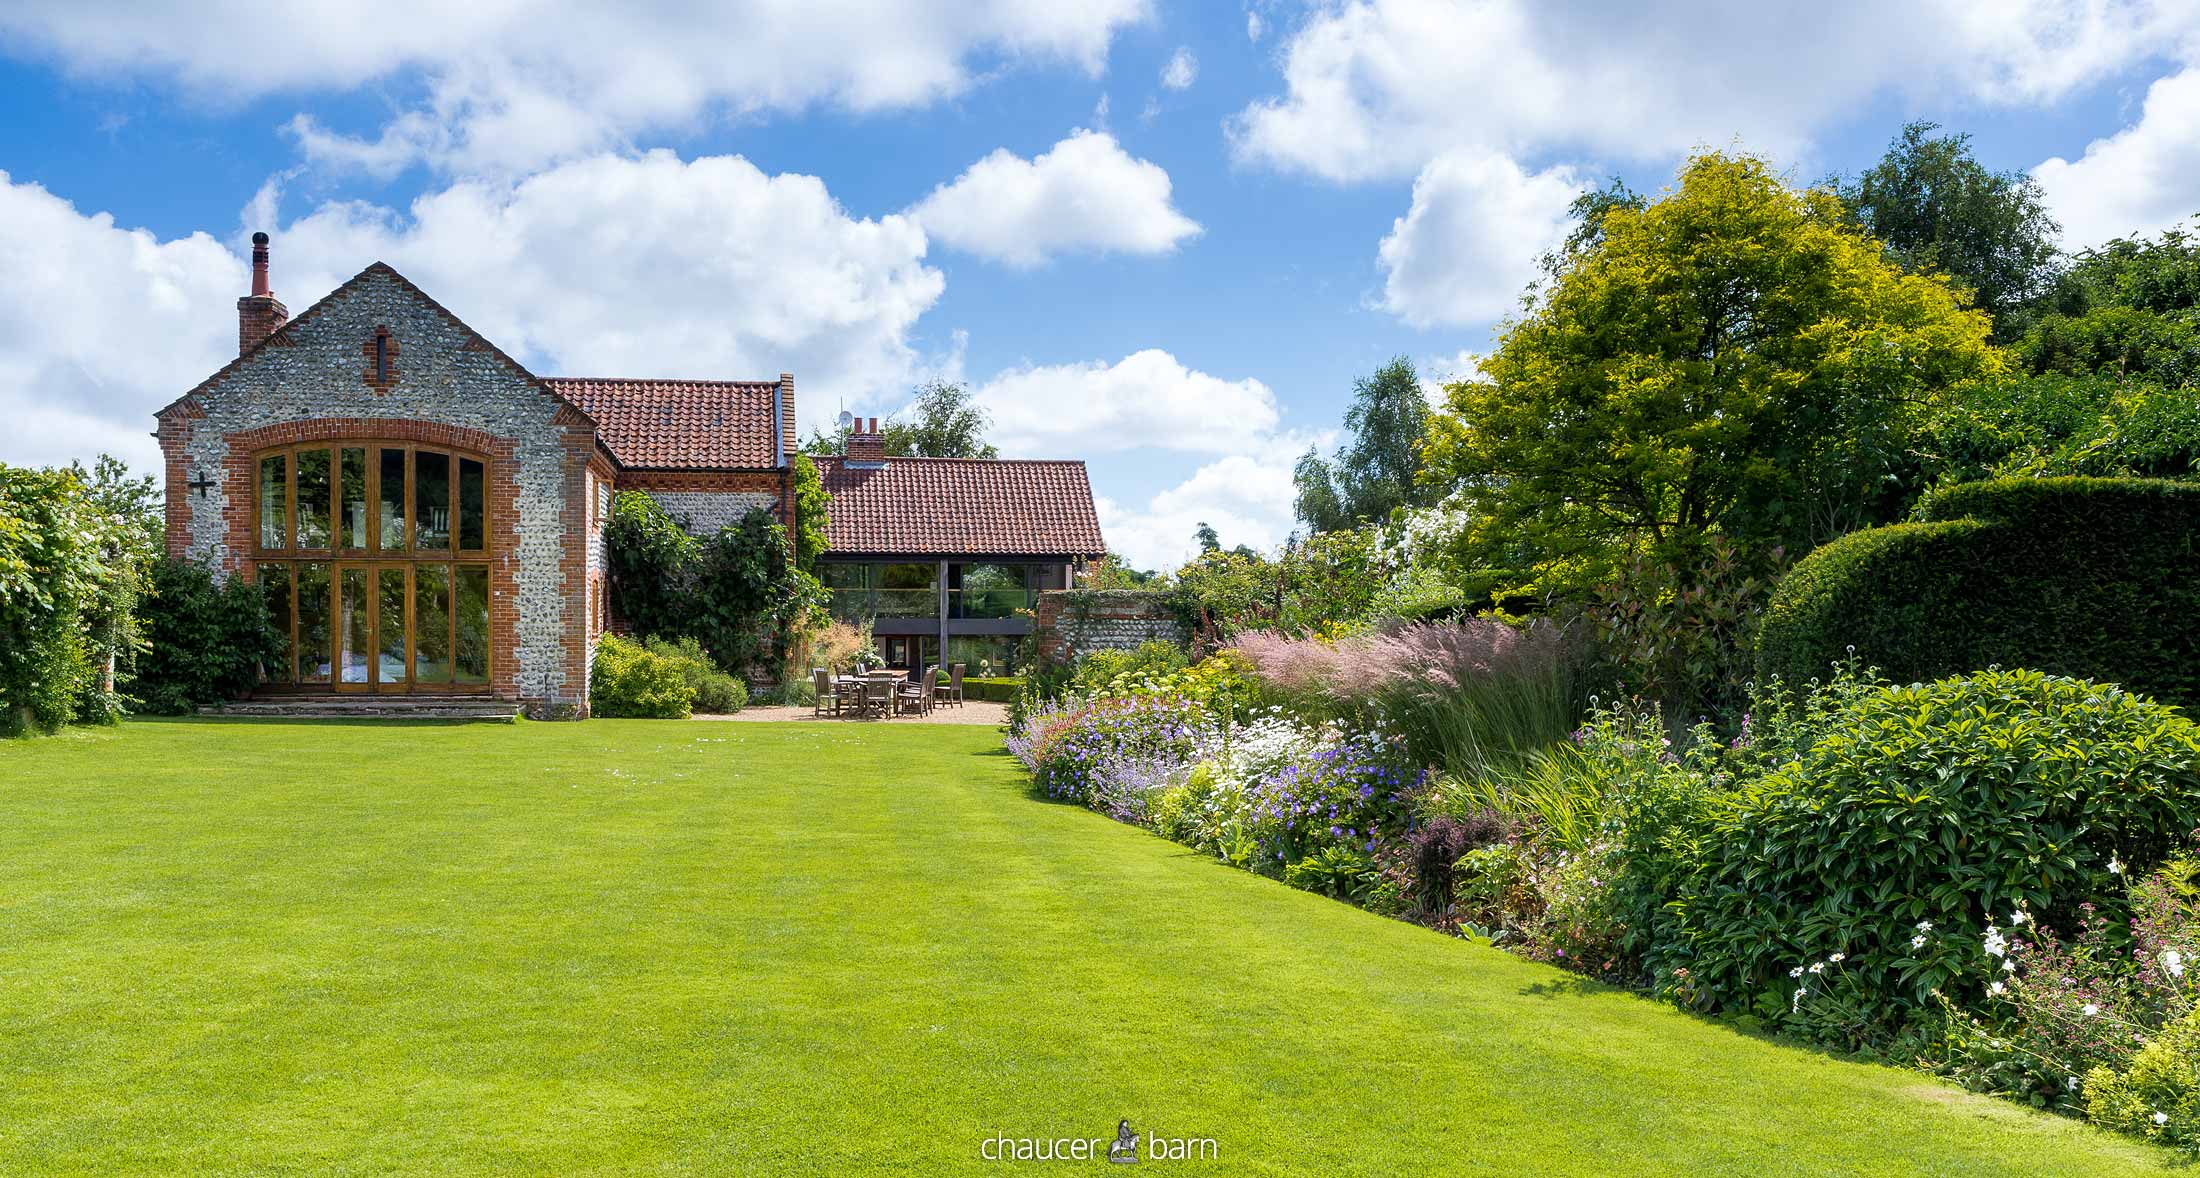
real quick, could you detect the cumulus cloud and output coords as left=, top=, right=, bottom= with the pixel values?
left=1230, top=0, right=2200, bottom=182
left=1377, top=151, right=1582, bottom=327
left=973, top=348, right=1280, bottom=457
left=910, top=130, right=1200, bottom=267
left=1, top=1, right=1152, bottom=175
left=0, top=172, right=242, bottom=471
left=272, top=150, right=943, bottom=400
left=0, top=152, right=945, bottom=473
left=2033, top=66, right=2200, bottom=248
left=1098, top=449, right=1304, bottom=571
left=1161, top=47, right=1198, bottom=91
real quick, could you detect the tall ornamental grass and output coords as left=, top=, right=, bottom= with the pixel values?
left=1233, top=619, right=1586, bottom=785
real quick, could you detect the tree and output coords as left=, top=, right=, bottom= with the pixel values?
left=802, top=380, right=999, bottom=459
left=1194, top=521, right=1221, bottom=553
left=1291, top=358, right=1435, bottom=531
left=1840, top=121, right=2061, bottom=334
left=1421, top=150, right=2001, bottom=598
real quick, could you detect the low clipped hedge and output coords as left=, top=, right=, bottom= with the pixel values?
left=963, top=676, right=1022, bottom=703
left=1757, top=477, right=2200, bottom=706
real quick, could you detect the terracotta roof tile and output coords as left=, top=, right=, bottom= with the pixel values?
left=546, top=377, right=783, bottom=469
left=816, top=456, right=1106, bottom=558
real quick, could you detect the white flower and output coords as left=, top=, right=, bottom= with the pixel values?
left=2083, top=1003, right=2101, bottom=1017
left=2155, top=1110, right=2170, bottom=1126
left=2002, top=959, right=2017, bottom=973
left=2068, top=1076, right=2081, bottom=1092
left=2109, top=856, right=2125, bottom=875
left=1808, top=962, right=1826, bottom=975
left=1790, top=966, right=1805, bottom=978
left=1917, top=920, right=1934, bottom=932
left=1829, top=952, right=1846, bottom=963
left=2009, top=910, right=2028, bottom=926
left=1792, top=986, right=1809, bottom=1012
left=1988, top=981, right=2007, bottom=997
left=1983, top=926, right=2008, bottom=958
left=2165, top=950, right=2186, bottom=978
left=1911, top=934, right=1929, bottom=950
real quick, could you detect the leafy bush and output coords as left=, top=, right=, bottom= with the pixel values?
left=1071, top=640, right=1188, bottom=695
left=1008, top=695, right=1210, bottom=811
left=1403, top=810, right=1514, bottom=921
left=963, top=676, right=1022, bottom=703
left=1587, top=536, right=1785, bottom=731
left=1, top=464, right=120, bottom=734
left=589, top=635, right=696, bottom=718
left=1757, top=477, right=2200, bottom=707
left=1666, top=669, right=2200, bottom=1029
left=1284, top=846, right=1378, bottom=900
left=643, top=636, right=747, bottom=713
left=2085, top=1012, right=2200, bottom=1152
left=128, top=558, right=285, bottom=715
left=604, top=491, right=698, bottom=641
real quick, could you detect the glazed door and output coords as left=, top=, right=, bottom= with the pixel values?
left=335, top=564, right=414, bottom=692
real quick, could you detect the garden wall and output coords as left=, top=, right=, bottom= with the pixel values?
left=1034, top=590, right=1186, bottom=663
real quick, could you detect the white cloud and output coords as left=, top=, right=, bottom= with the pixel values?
left=1247, top=10, right=1266, bottom=42
left=1230, top=0, right=2200, bottom=182
left=1099, top=450, right=1303, bottom=571
left=974, top=348, right=1280, bottom=457
left=274, top=150, right=943, bottom=402
left=1, top=1, right=1152, bottom=175
left=1161, top=47, right=1198, bottom=91
left=1377, top=150, right=1582, bottom=327
left=0, top=152, right=945, bottom=474
left=2033, top=66, right=2200, bottom=248
left=910, top=130, right=1200, bottom=267
left=0, top=172, right=242, bottom=472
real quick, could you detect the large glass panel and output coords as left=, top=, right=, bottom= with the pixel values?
left=948, top=635, right=1019, bottom=678
left=416, top=450, right=451, bottom=550
left=377, top=567, right=407, bottom=686
left=957, top=563, right=1030, bottom=619
left=296, top=562, right=331, bottom=683
left=454, top=565, right=489, bottom=684
left=258, top=562, right=292, bottom=683
left=378, top=448, right=407, bottom=550
left=875, top=562, right=938, bottom=618
left=340, top=447, right=368, bottom=548
left=295, top=448, right=331, bottom=549
left=258, top=454, right=287, bottom=549
left=339, top=567, right=369, bottom=684
left=821, top=562, right=873, bottom=622
left=413, top=564, right=452, bottom=684
left=458, top=457, right=485, bottom=550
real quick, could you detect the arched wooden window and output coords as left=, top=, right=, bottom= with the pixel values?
left=251, top=442, right=492, bottom=692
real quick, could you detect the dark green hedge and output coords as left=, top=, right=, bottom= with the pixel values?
left=1756, top=477, right=2200, bottom=706
left=963, top=676, right=1023, bottom=703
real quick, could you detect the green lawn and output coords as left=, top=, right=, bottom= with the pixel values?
left=0, top=720, right=2176, bottom=1175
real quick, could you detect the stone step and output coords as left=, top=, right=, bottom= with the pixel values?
left=199, top=696, right=522, bottom=722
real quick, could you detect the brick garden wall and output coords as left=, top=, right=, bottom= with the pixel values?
left=1033, top=589, right=1187, bottom=663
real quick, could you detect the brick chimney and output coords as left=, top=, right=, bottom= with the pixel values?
left=847, top=416, right=886, bottom=466
left=237, top=231, right=289, bottom=355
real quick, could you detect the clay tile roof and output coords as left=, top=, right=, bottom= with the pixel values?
left=545, top=377, right=784, bottom=469
left=815, top=456, right=1106, bottom=558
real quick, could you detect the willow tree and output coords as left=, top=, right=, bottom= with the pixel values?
left=1422, top=151, right=2001, bottom=598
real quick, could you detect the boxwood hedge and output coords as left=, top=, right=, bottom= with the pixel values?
left=1756, top=477, right=2200, bottom=706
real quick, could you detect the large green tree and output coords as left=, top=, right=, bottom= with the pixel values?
left=1292, top=358, right=1434, bottom=531
left=1840, top=121, right=2061, bottom=334
left=1422, top=150, right=2001, bottom=597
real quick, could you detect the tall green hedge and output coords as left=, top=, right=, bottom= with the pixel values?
left=1756, top=477, right=2200, bottom=706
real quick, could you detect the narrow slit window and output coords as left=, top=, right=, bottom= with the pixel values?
left=374, top=332, right=391, bottom=384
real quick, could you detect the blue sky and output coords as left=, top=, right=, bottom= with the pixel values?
left=3, top=2, right=2197, bottom=568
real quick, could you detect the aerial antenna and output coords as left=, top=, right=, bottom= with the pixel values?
left=836, top=409, right=854, bottom=432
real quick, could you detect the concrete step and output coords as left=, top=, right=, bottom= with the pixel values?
left=199, top=696, right=522, bottom=722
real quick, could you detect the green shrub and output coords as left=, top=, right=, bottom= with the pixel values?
left=127, top=558, right=285, bottom=716
left=1072, top=640, right=1188, bottom=694
left=2085, top=1009, right=2200, bottom=1152
left=1666, top=669, right=2200, bottom=1029
left=642, top=636, right=747, bottom=713
left=1757, top=477, right=2200, bottom=707
left=963, top=676, right=1023, bottom=703
left=590, top=635, right=695, bottom=718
